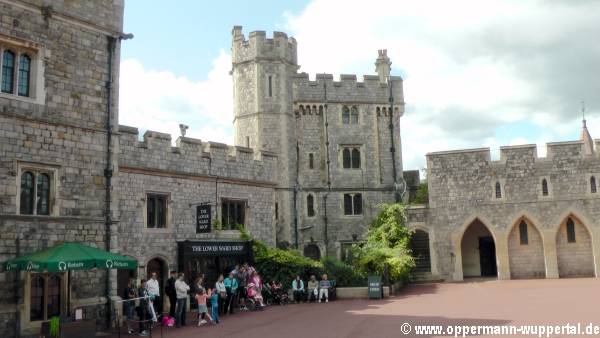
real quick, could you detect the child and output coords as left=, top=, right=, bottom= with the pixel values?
left=210, top=287, right=220, bottom=324
left=195, top=288, right=213, bottom=326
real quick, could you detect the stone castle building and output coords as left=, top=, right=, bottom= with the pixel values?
left=231, top=26, right=405, bottom=258
left=407, top=119, right=600, bottom=282
left=0, top=2, right=405, bottom=336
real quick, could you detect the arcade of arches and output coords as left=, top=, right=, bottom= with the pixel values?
left=410, top=215, right=596, bottom=281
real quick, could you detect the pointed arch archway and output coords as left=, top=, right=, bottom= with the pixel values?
left=506, top=215, right=545, bottom=279
left=460, top=218, right=498, bottom=278
left=555, top=213, right=595, bottom=278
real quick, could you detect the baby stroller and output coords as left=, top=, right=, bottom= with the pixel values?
left=270, top=287, right=289, bottom=305
left=244, top=282, right=265, bottom=311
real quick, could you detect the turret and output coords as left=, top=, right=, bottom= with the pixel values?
left=375, top=49, right=392, bottom=84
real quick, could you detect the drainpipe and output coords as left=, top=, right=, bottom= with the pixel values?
left=294, top=142, right=300, bottom=249
left=104, top=35, right=116, bottom=329
left=388, top=78, right=400, bottom=203
left=322, top=77, right=331, bottom=256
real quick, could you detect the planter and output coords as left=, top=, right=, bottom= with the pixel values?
left=336, top=286, right=390, bottom=299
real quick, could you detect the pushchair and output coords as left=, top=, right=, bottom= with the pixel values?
left=270, top=286, right=289, bottom=305
left=244, top=282, right=265, bottom=311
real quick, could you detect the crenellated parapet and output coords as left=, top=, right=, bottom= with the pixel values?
left=118, top=125, right=278, bottom=184
left=292, top=72, right=404, bottom=105
left=426, top=141, right=600, bottom=208
left=231, top=26, right=297, bottom=66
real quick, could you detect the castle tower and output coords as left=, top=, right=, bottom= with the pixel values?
left=231, top=26, right=299, bottom=245
left=375, top=49, right=392, bottom=83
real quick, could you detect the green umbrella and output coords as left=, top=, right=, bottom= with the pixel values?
left=3, top=242, right=137, bottom=272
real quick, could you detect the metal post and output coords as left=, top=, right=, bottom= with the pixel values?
left=388, top=77, right=401, bottom=203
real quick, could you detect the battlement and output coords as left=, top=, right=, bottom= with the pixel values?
left=118, top=125, right=277, bottom=183
left=231, top=26, right=297, bottom=66
left=427, top=140, right=594, bottom=171
left=293, top=72, right=404, bottom=104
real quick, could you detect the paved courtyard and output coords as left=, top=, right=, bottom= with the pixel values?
left=111, top=278, right=600, bottom=338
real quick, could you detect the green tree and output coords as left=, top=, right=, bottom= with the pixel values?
left=412, top=182, right=429, bottom=204
left=352, top=203, right=414, bottom=281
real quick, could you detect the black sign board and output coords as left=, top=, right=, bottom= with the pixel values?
left=178, top=240, right=252, bottom=258
left=196, top=205, right=211, bottom=233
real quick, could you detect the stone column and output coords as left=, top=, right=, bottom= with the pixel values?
left=591, top=228, right=600, bottom=277
left=542, top=231, right=559, bottom=279
left=495, top=233, right=510, bottom=280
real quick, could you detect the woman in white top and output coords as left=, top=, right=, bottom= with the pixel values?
left=215, top=274, right=227, bottom=315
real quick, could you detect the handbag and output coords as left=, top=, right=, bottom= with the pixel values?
left=220, top=291, right=227, bottom=299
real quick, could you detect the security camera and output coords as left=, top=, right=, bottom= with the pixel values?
left=179, top=124, right=189, bottom=137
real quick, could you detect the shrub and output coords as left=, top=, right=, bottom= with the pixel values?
left=351, top=203, right=415, bottom=282
left=412, top=182, right=429, bottom=204
left=321, top=256, right=366, bottom=287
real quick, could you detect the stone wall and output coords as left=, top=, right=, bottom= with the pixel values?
left=0, top=1, right=124, bottom=336
left=420, top=141, right=600, bottom=281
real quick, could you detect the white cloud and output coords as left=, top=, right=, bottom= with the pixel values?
left=119, top=50, right=234, bottom=144
left=285, top=0, right=600, bottom=171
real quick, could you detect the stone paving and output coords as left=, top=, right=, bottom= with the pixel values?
left=109, top=278, right=600, bottom=338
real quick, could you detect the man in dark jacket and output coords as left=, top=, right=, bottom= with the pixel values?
left=165, top=271, right=177, bottom=318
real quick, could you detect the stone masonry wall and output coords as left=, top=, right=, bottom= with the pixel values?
left=422, top=141, right=600, bottom=281
left=0, top=1, right=124, bottom=336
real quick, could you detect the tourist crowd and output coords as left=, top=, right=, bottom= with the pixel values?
left=121, top=263, right=333, bottom=336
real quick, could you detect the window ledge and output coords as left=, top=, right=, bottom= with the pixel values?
left=0, top=214, right=103, bottom=222
left=342, top=214, right=364, bottom=218
left=0, top=92, right=43, bottom=105
left=145, top=227, right=172, bottom=233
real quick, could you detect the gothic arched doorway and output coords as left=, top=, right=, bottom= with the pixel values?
left=410, top=230, right=431, bottom=272
left=146, top=257, right=167, bottom=312
left=303, top=244, right=321, bottom=260
left=461, top=219, right=497, bottom=278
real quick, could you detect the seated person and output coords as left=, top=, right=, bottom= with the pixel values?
left=318, top=274, right=331, bottom=303
left=292, top=275, right=305, bottom=303
left=307, top=275, right=319, bottom=302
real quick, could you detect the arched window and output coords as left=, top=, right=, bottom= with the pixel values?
left=350, top=106, right=359, bottom=124
left=2, top=50, right=15, bottom=94
left=37, top=173, right=50, bottom=215
left=318, top=105, right=323, bottom=114
left=519, top=220, right=528, bottom=245
left=342, top=106, right=350, bottom=124
left=376, top=107, right=381, bottom=115
left=351, top=148, right=360, bottom=168
left=566, top=218, right=576, bottom=243
left=18, top=54, right=31, bottom=97
left=344, top=193, right=363, bottom=215
left=542, top=179, right=549, bottom=196
left=299, top=105, right=305, bottom=114
left=306, top=194, right=315, bottom=217
left=30, top=275, right=44, bottom=321
left=495, top=182, right=502, bottom=199
left=591, top=176, right=597, bottom=194
left=312, top=105, right=317, bottom=114
left=342, top=148, right=351, bottom=168
left=47, top=275, right=61, bottom=317
left=20, top=171, right=34, bottom=215
left=306, top=105, right=311, bottom=114
left=353, top=193, right=363, bottom=215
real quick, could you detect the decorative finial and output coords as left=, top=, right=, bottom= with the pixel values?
left=582, top=100, right=587, bottom=128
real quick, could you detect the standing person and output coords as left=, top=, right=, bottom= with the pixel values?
left=174, top=273, right=190, bottom=328
left=210, top=287, right=220, bottom=324
left=123, top=278, right=137, bottom=335
left=137, top=279, right=150, bottom=337
left=318, top=274, right=331, bottom=303
left=292, top=275, right=305, bottom=303
left=224, top=272, right=238, bottom=314
left=165, top=271, right=177, bottom=318
left=215, top=274, right=226, bottom=315
left=195, top=288, right=213, bottom=325
left=237, top=265, right=248, bottom=310
left=248, top=271, right=265, bottom=307
left=146, top=272, right=161, bottom=315
left=307, top=275, right=319, bottom=302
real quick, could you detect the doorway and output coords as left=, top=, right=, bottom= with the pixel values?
left=478, top=237, right=497, bottom=276
left=146, top=258, right=166, bottom=312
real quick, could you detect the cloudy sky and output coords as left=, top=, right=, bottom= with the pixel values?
left=119, top=0, right=600, bottom=172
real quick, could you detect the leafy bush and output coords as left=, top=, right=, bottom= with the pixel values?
left=412, top=182, right=429, bottom=204
left=351, top=203, right=415, bottom=282
left=321, top=256, right=366, bottom=287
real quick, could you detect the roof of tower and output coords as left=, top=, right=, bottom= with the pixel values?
left=580, top=102, right=594, bottom=155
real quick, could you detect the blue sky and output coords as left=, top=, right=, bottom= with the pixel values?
left=118, top=0, right=600, bottom=171
left=122, top=0, right=309, bottom=81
